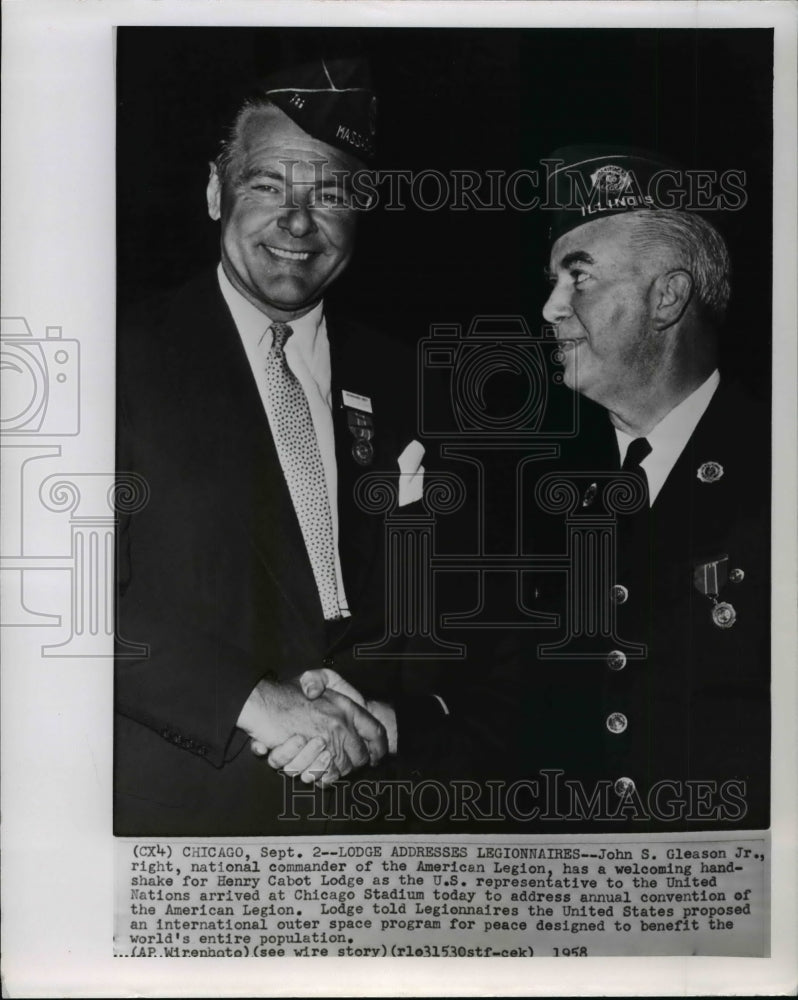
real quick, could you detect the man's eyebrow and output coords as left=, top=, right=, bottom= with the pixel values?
left=545, top=250, right=594, bottom=281
left=239, top=165, right=351, bottom=189
left=239, top=166, right=284, bottom=183
left=560, top=250, right=595, bottom=269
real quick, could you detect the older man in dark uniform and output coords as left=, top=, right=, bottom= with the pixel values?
left=522, top=147, right=770, bottom=829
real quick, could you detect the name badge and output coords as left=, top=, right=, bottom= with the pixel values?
left=341, top=389, right=372, bottom=413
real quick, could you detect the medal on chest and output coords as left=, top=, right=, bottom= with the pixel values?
left=341, top=390, right=375, bottom=466
left=693, top=554, right=737, bottom=629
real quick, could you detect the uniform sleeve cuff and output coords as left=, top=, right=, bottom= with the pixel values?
left=392, top=693, right=449, bottom=752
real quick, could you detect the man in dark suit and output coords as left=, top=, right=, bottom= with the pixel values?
left=115, top=58, right=447, bottom=835
left=520, top=147, right=770, bottom=829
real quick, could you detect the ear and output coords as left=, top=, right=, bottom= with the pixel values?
left=651, top=269, right=693, bottom=330
left=206, top=162, right=222, bottom=221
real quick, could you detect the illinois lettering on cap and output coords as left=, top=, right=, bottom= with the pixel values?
left=255, top=57, right=377, bottom=162
left=545, top=145, right=680, bottom=243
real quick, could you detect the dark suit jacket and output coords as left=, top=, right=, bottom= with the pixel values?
left=519, top=379, right=770, bottom=830
left=115, top=269, right=436, bottom=835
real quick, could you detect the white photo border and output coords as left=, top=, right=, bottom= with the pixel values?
left=1, top=1, right=796, bottom=996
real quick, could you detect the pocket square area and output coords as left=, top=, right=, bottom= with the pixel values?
left=397, top=439, right=425, bottom=506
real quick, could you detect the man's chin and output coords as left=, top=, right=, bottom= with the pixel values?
left=559, top=364, right=578, bottom=391
left=248, top=277, right=325, bottom=317
left=562, top=358, right=598, bottom=397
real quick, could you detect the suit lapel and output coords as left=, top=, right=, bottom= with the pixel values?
left=182, top=272, right=325, bottom=640
left=182, top=281, right=386, bottom=640
left=649, top=381, right=738, bottom=563
left=327, top=314, right=385, bottom=618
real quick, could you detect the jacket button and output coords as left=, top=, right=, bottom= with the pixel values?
left=606, top=649, right=627, bottom=671
left=614, top=776, right=635, bottom=797
left=729, top=567, right=745, bottom=583
left=610, top=584, right=628, bottom=604
left=581, top=482, right=598, bottom=507
left=606, top=712, right=628, bottom=734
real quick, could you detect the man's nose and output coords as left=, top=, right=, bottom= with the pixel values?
left=542, top=282, right=573, bottom=325
left=279, top=199, right=318, bottom=238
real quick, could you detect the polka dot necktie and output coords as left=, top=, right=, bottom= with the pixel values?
left=263, top=322, right=341, bottom=620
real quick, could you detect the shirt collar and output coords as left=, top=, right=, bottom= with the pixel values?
left=216, top=263, right=327, bottom=374
left=615, top=370, right=720, bottom=503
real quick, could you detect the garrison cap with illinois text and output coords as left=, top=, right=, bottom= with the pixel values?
left=253, top=56, right=377, bottom=163
left=546, top=145, right=681, bottom=244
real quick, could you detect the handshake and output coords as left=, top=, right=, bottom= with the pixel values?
left=236, top=668, right=397, bottom=786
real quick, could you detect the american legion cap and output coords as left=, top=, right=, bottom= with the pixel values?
left=546, top=145, right=682, bottom=244
left=253, top=56, right=377, bottom=163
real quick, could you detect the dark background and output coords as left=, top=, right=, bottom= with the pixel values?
left=117, top=27, right=773, bottom=399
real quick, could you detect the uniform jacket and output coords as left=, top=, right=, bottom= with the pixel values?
left=519, top=380, right=770, bottom=830
left=115, top=269, right=432, bottom=835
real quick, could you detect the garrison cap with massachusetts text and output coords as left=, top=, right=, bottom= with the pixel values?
left=253, top=56, right=377, bottom=163
left=546, top=145, right=682, bottom=243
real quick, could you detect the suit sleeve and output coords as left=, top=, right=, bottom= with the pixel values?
left=114, top=296, right=286, bottom=769
left=115, top=349, right=262, bottom=768
left=391, top=630, right=522, bottom=777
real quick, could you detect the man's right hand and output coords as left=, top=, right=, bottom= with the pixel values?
left=237, top=676, right=387, bottom=785
left=263, top=668, right=396, bottom=785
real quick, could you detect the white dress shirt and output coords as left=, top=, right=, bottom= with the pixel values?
left=217, top=264, right=350, bottom=617
left=217, top=266, right=435, bottom=726
left=615, top=370, right=720, bottom=505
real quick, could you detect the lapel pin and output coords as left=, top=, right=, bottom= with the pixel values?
left=697, top=461, right=724, bottom=484
left=581, top=482, right=598, bottom=507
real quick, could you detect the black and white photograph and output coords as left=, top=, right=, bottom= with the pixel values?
left=2, top=2, right=797, bottom=996
left=115, top=26, right=772, bottom=836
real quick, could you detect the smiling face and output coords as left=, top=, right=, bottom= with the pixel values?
left=207, top=105, right=360, bottom=321
left=543, top=214, right=668, bottom=409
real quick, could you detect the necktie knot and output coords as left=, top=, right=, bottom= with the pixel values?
left=268, top=322, right=293, bottom=352
left=623, top=437, right=652, bottom=470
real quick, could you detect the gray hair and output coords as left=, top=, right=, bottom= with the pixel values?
left=214, top=98, right=276, bottom=184
left=628, top=209, right=731, bottom=326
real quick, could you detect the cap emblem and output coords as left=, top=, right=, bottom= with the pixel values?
left=590, top=164, right=632, bottom=193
